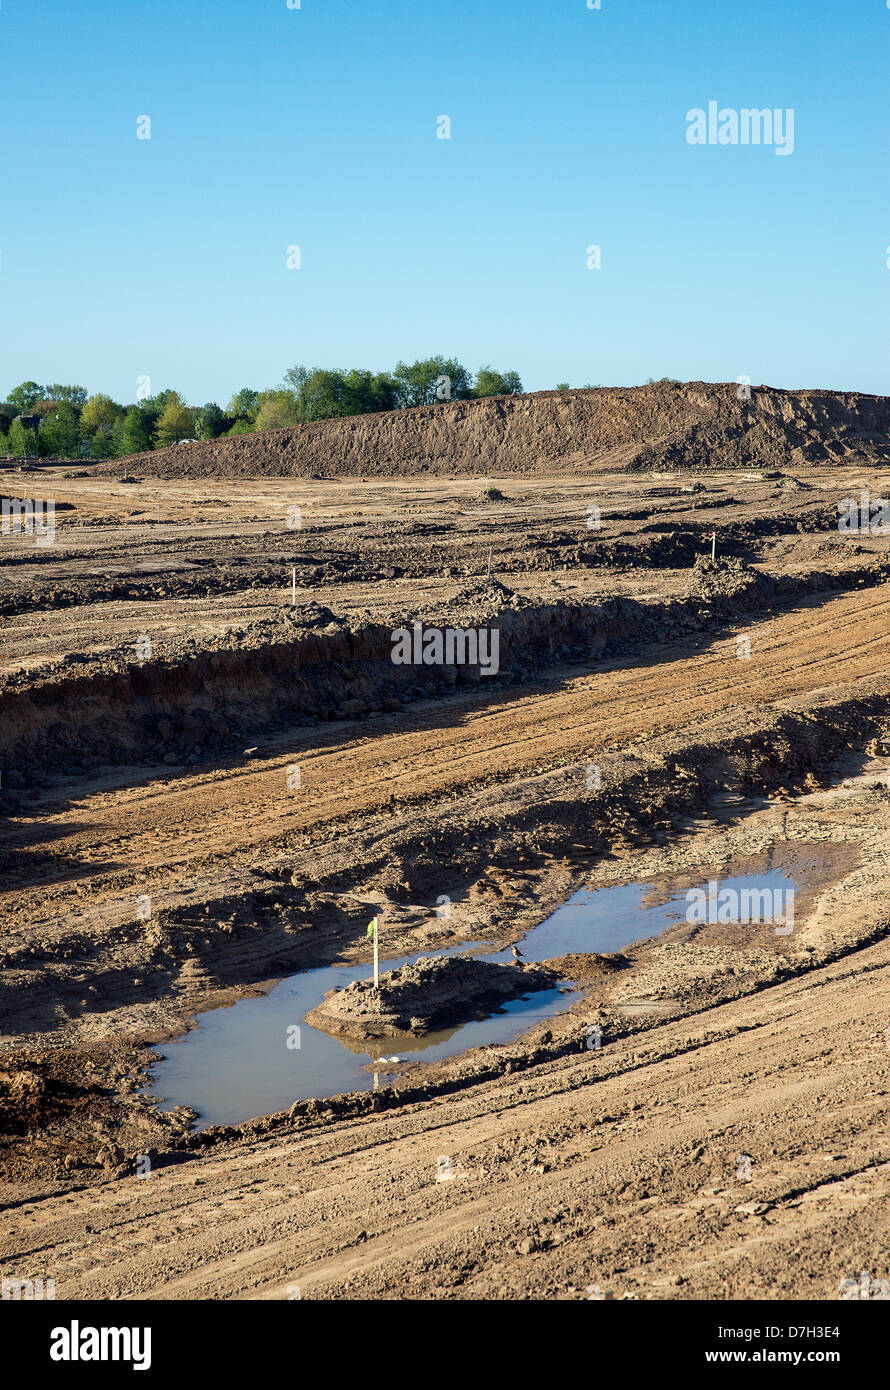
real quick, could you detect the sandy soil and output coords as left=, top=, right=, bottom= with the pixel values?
left=1, top=461, right=889, bottom=1300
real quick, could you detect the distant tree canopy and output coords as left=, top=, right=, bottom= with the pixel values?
left=226, top=387, right=259, bottom=421
left=254, top=390, right=300, bottom=432
left=1, top=357, right=525, bottom=459
left=44, top=384, right=88, bottom=407
left=473, top=366, right=523, bottom=398
left=155, top=393, right=194, bottom=447
left=118, top=407, right=152, bottom=456
left=197, top=402, right=229, bottom=439
left=7, top=418, right=38, bottom=456
left=80, top=393, right=119, bottom=435
left=38, top=402, right=80, bottom=457
left=391, top=356, right=473, bottom=408
left=7, top=381, right=45, bottom=411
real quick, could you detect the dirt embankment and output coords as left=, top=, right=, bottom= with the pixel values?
left=99, top=382, right=890, bottom=480
left=2, top=560, right=887, bottom=793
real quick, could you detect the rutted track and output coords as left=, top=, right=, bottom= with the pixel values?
left=3, top=580, right=890, bottom=916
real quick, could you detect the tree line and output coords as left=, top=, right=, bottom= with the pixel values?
left=0, top=358, right=524, bottom=460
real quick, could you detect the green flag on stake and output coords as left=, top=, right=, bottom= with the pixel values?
left=367, top=917, right=379, bottom=988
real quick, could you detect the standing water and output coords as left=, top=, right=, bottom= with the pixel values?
left=150, top=868, right=797, bottom=1128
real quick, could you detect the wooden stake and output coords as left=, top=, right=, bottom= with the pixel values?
left=291, top=566, right=296, bottom=606
left=711, top=531, right=716, bottom=560
left=373, top=917, right=379, bottom=988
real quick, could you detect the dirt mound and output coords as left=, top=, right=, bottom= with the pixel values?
left=98, top=381, right=890, bottom=480
left=305, top=954, right=558, bottom=1040
left=686, top=556, right=769, bottom=601
left=424, top=577, right=534, bottom=625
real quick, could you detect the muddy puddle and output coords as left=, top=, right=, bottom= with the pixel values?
left=511, top=867, right=800, bottom=960
left=150, top=936, right=582, bottom=1129
left=150, top=867, right=799, bottom=1128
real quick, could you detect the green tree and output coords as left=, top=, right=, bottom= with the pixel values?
left=38, top=402, right=80, bottom=458
left=341, top=368, right=397, bottom=415
left=226, top=387, right=259, bottom=421
left=280, top=365, right=397, bottom=421
left=472, top=366, right=523, bottom=398
left=281, top=366, right=322, bottom=421
left=8, top=418, right=39, bottom=457
left=7, top=381, right=45, bottom=411
left=117, top=406, right=152, bottom=456
left=226, top=418, right=254, bottom=436
left=254, top=390, right=300, bottom=431
left=392, top=356, right=472, bottom=408
left=301, top=369, right=347, bottom=420
left=197, top=402, right=228, bottom=438
left=44, top=384, right=88, bottom=408
left=80, top=392, right=121, bottom=436
left=131, top=395, right=166, bottom=438
left=154, top=392, right=193, bottom=447
left=79, top=393, right=123, bottom=459
left=555, top=382, right=570, bottom=391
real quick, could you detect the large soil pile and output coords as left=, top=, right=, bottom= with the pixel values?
left=104, top=381, right=890, bottom=480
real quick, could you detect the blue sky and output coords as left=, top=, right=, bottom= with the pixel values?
left=1, top=0, right=887, bottom=405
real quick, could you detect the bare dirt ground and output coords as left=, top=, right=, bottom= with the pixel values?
left=1, top=452, right=889, bottom=1300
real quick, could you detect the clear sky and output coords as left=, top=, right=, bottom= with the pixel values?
left=1, top=0, right=887, bottom=405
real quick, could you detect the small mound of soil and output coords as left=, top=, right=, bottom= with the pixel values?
left=687, top=556, right=769, bottom=602
left=548, top=951, right=631, bottom=984
left=449, top=576, right=517, bottom=607
left=424, top=576, right=534, bottom=626
left=305, top=953, right=558, bottom=1040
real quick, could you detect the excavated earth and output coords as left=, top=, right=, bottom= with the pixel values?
left=101, top=380, right=890, bottom=479
left=2, top=390, right=890, bottom=1301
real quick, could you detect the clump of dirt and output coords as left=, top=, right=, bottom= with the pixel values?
left=0, top=1047, right=187, bottom=1187
left=547, top=951, right=631, bottom=983
left=687, top=555, right=769, bottom=602
left=423, top=576, right=534, bottom=625
left=284, top=601, right=342, bottom=630
left=305, top=954, right=559, bottom=1040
